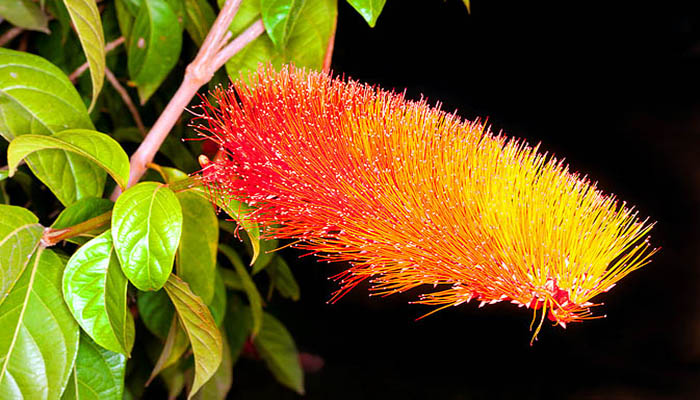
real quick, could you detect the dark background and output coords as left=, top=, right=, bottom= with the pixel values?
left=232, top=1, right=700, bottom=399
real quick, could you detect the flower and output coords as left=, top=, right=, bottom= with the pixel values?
left=194, top=65, right=657, bottom=341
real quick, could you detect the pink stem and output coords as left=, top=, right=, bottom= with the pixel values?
left=111, top=0, right=264, bottom=200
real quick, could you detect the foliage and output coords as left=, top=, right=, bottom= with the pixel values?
left=0, top=0, right=402, bottom=397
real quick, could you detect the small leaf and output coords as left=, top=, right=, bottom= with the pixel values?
left=346, top=0, right=386, bottom=27
left=0, top=205, right=43, bottom=305
left=112, top=182, right=183, bottom=291
left=184, top=0, right=215, bottom=46
left=191, top=335, right=232, bottom=400
left=219, top=267, right=244, bottom=291
left=218, top=244, right=263, bottom=337
left=255, top=312, right=304, bottom=394
left=137, top=289, right=174, bottom=339
left=51, top=197, right=113, bottom=245
left=208, top=269, right=227, bottom=327
left=163, top=274, right=223, bottom=400
left=0, top=0, right=50, bottom=32
left=63, top=231, right=135, bottom=355
left=62, top=0, right=106, bottom=110
left=8, top=129, right=130, bottom=189
left=62, top=333, right=127, bottom=400
left=261, top=0, right=306, bottom=49
left=267, top=257, right=300, bottom=301
left=0, top=248, right=80, bottom=399
left=127, top=0, right=183, bottom=104
left=218, top=202, right=261, bottom=264
left=147, top=317, right=189, bottom=385
left=251, top=238, right=278, bottom=275
left=462, top=0, right=471, bottom=13
left=176, top=191, right=218, bottom=303
left=222, top=0, right=337, bottom=78
left=0, top=169, right=7, bottom=181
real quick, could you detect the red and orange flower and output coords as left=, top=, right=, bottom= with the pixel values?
left=195, top=65, right=657, bottom=340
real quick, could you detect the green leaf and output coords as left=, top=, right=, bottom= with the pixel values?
left=222, top=0, right=337, bottom=78
left=219, top=244, right=262, bottom=337
left=223, top=295, right=252, bottom=365
left=163, top=274, right=223, bottom=400
left=112, top=182, right=183, bottom=291
left=62, top=0, right=106, bottom=111
left=115, top=0, right=135, bottom=45
left=0, top=205, right=43, bottom=306
left=52, top=197, right=113, bottom=245
left=267, top=257, right=300, bottom=301
left=121, top=0, right=143, bottom=15
left=208, top=269, right=227, bottom=327
left=255, top=312, right=303, bottom=394
left=184, top=0, right=215, bottom=46
left=191, top=335, right=232, bottom=400
left=345, top=0, right=386, bottom=27
left=218, top=202, right=261, bottom=265
left=0, top=0, right=50, bottom=32
left=219, top=267, right=243, bottom=291
left=0, top=169, right=7, bottom=181
left=0, top=248, right=80, bottom=399
left=62, top=333, right=127, bottom=400
left=137, top=289, right=174, bottom=339
left=0, top=48, right=93, bottom=141
left=251, top=238, right=278, bottom=274
left=176, top=191, right=218, bottom=303
left=147, top=317, right=189, bottom=385
left=261, top=0, right=306, bottom=49
left=7, top=129, right=130, bottom=190
left=63, top=231, right=135, bottom=355
left=0, top=49, right=101, bottom=205
left=127, top=0, right=183, bottom=104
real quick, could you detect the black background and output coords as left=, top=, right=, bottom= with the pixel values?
left=231, top=1, right=700, bottom=399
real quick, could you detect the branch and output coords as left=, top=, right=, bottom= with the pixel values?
left=0, top=27, right=23, bottom=47
left=105, top=66, right=146, bottom=136
left=69, top=36, right=125, bottom=82
left=111, top=0, right=265, bottom=200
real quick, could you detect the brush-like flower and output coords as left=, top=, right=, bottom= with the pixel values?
left=195, top=65, right=657, bottom=339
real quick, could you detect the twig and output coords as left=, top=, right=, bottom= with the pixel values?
left=0, top=27, right=23, bottom=47
left=69, top=36, right=125, bottom=82
left=105, top=66, right=146, bottom=136
left=323, top=13, right=338, bottom=72
left=111, top=0, right=265, bottom=199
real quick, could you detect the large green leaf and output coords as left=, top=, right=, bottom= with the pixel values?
left=191, top=335, right=232, bottom=400
left=223, top=295, right=252, bottom=365
left=63, top=231, right=135, bottom=355
left=62, top=333, right=127, bottom=400
left=345, top=0, right=386, bottom=27
left=62, top=0, right=106, bottom=110
left=115, top=0, right=135, bottom=45
left=184, top=0, right=215, bottom=46
left=7, top=129, right=130, bottom=189
left=222, top=0, right=336, bottom=78
left=0, top=49, right=105, bottom=206
left=260, top=0, right=306, bottom=49
left=0, top=48, right=93, bottom=140
left=267, top=256, right=300, bottom=301
left=0, top=248, right=80, bottom=399
left=0, top=0, right=50, bottom=32
left=208, top=270, right=227, bottom=327
left=218, top=204, right=261, bottom=265
left=219, top=244, right=262, bottom=337
left=137, top=289, right=174, bottom=339
left=255, top=312, right=303, bottom=394
left=0, top=205, right=43, bottom=305
left=127, top=0, right=183, bottom=103
left=175, top=191, right=218, bottom=304
left=112, top=182, right=183, bottom=291
left=163, top=274, right=222, bottom=399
